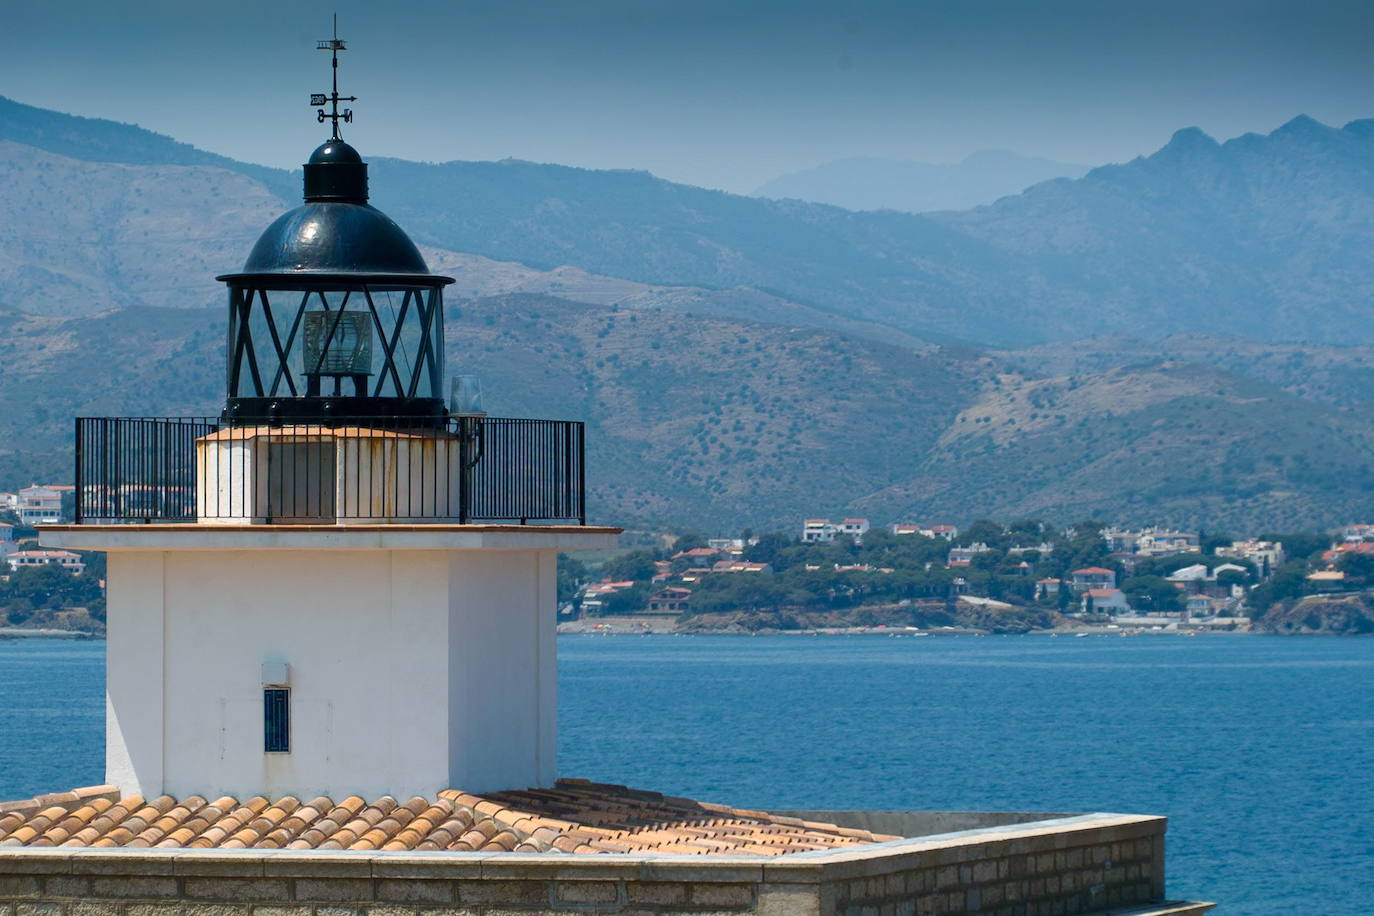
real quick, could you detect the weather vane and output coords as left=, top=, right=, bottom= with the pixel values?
left=310, top=14, right=356, bottom=140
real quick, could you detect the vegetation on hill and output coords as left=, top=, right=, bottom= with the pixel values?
left=889, top=361, right=1374, bottom=531
left=1255, top=593, right=1374, bottom=635
left=6, top=294, right=1374, bottom=531
left=998, top=334, right=1374, bottom=412
left=5, top=100, right=1374, bottom=530
left=0, top=512, right=106, bottom=628
left=0, top=563, right=105, bottom=629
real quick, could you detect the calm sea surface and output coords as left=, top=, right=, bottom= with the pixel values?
left=1, top=634, right=1370, bottom=915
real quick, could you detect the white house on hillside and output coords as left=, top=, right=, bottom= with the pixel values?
left=802, top=517, right=869, bottom=542
left=16, top=485, right=71, bottom=525
left=6, top=549, right=85, bottom=574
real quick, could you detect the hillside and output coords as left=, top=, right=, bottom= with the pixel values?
left=0, top=142, right=283, bottom=315
left=5, top=296, right=1374, bottom=532
left=1256, top=594, right=1374, bottom=635
left=0, top=133, right=930, bottom=350
left=998, top=334, right=1374, bottom=412
left=0, top=96, right=295, bottom=199
left=12, top=97, right=1374, bottom=347
left=936, top=117, right=1374, bottom=344
left=854, top=360, right=1374, bottom=531
left=0, top=296, right=979, bottom=527
left=5, top=97, right=1374, bottom=530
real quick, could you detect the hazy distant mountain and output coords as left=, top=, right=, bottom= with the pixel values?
left=753, top=151, right=1090, bottom=212
left=0, top=95, right=295, bottom=199
left=934, top=116, right=1374, bottom=344
left=7, top=96, right=1374, bottom=348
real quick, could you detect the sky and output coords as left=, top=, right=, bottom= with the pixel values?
left=3, top=0, right=1373, bottom=193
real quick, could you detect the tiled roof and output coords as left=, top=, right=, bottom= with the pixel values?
left=0, top=780, right=895, bottom=856
left=710, top=561, right=769, bottom=573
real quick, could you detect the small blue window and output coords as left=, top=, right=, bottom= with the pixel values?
left=264, top=687, right=290, bottom=753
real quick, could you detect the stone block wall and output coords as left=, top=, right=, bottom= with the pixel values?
left=0, top=813, right=1193, bottom=916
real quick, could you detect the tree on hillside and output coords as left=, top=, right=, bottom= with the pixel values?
left=1007, top=518, right=1047, bottom=542
left=1047, top=521, right=1112, bottom=577
left=557, top=554, right=587, bottom=604
left=601, top=549, right=659, bottom=583
left=1245, top=561, right=1310, bottom=616
left=859, top=528, right=895, bottom=551
left=0, top=564, right=105, bottom=625
left=961, top=519, right=1005, bottom=547
left=671, top=532, right=708, bottom=553
left=1122, top=576, right=1184, bottom=614
left=597, top=584, right=651, bottom=616
left=744, top=532, right=791, bottom=567
left=1200, top=531, right=1234, bottom=554
left=1215, top=567, right=1251, bottom=592
left=1260, top=533, right=1328, bottom=563
left=1338, top=551, right=1374, bottom=587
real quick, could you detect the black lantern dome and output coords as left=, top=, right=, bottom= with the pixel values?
left=235, top=141, right=430, bottom=277
left=216, top=132, right=452, bottom=424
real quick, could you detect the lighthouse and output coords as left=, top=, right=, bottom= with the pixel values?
left=42, top=35, right=618, bottom=801
left=6, top=30, right=1208, bottom=916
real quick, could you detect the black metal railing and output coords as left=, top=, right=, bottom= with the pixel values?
left=74, top=416, right=585, bottom=525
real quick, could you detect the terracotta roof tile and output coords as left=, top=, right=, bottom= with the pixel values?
left=0, top=780, right=896, bottom=856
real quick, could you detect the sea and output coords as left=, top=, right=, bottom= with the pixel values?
left=1, top=634, right=1370, bottom=916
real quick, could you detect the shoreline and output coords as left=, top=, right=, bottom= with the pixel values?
left=557, top=620, right=1256, bottom=637
left=12, top=623, right=1358, bottom=641
left=0, top=627, right=102, bottom=640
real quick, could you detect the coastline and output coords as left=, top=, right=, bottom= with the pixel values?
left=557, top=618, right=1255, bottom=637
left=0, top=627, right=101, bottom=640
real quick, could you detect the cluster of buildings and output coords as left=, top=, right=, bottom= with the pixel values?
left=1037, top=562, right=1251, bottom=620
left=1102, top=526, right=1199, bottom=557
left=0, top=484, right=73, bottom=526
left=558, top=517, right=1374, bottom=623
left=579, top=541, right=776, bottom=615
left=1303, top=525, right=1374, bottom=590
left=0, top=489, right=89, bottom=576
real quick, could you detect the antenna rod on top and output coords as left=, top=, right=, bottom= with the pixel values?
left=311, top=13, right=356, bottom=140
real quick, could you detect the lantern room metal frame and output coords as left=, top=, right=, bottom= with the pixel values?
left=218, top=275, right=450, bottom=425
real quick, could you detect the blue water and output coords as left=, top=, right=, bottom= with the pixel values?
left=2, top=635, right=1371, bottom=915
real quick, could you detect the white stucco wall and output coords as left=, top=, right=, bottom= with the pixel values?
left=101, top=543, right=572, bottom=800
left=105, top=552, right=166, bottom=796
left=447, top=549, right=557, bottom=791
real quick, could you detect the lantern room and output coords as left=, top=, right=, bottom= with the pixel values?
left=217, top=139, right=452, bottom=425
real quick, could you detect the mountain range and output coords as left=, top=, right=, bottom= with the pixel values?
left=753, top=151, right=1090, bottom=213
left=1, top=95, right=1373, bottom=531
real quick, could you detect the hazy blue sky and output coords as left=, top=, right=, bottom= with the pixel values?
left=3, top=1, right=1373, bottom=192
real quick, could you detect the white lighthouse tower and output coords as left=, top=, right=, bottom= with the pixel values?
left=42, top=42, right=617, bottom=800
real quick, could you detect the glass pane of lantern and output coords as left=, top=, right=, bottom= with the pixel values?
left=303, top=311, right=372, bottom=376
left=227, top=285, right=443, bottom=402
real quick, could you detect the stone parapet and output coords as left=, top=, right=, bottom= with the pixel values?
left=0, top=812, right=1211, bottom=915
